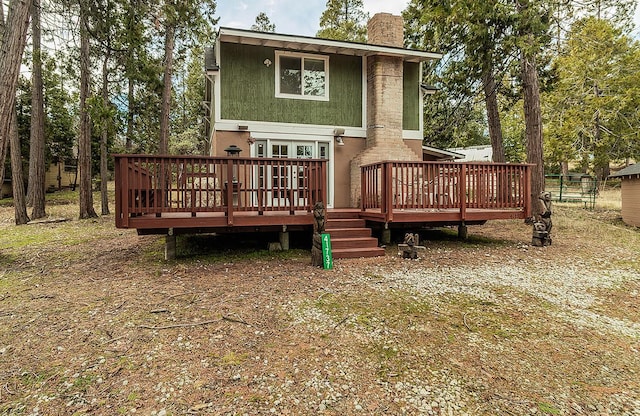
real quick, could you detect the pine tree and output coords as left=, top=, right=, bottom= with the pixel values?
left=317, top=0, right=368, bottom=42
left=251, top=12, right=275, bottom=32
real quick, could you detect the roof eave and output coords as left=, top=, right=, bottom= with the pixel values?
left=422, top=145, right=465, bottom=160
left=218, top=27, right=442, bottom=62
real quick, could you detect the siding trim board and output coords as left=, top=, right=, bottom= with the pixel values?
left=214, top=119, right=422, bottom=141
left=216, top=120, right=366, bottom=138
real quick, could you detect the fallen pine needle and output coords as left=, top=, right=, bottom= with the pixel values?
left=139, top=320, right=220, bottom=330
left=222, top=315, right=251, bottom=326
left=101, top=335, right=127, bottom=345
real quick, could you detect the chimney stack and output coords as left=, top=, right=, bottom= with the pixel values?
left=349, top=13, right=420, bottom=206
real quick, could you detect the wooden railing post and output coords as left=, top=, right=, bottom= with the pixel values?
left=459, top=163, right=467, bottom=222
left=226, top=158, right=234, bottom=225
left=115, top=156, right=127, bottom=228
left=385, top=162, right=393, bottom=223
left=322, top=160, right=328, bottom=208
left=525, top=165, right=532, bottom=219
left=360, top=165, right=367, bottom=211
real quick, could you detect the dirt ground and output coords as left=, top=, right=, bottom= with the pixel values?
left=0, top=194, right=639, bottom=415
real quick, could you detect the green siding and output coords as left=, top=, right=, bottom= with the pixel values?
left=403, top=62, right=420, bottom=131
left=220, top=43, right=363, bottom=127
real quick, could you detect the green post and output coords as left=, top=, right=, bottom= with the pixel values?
left=321, top=233, right=333, bottom=270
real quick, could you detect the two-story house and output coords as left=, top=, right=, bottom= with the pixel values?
left=113, top=13, right=532, bottom=260
left=204, top=13, right=442, bottom=209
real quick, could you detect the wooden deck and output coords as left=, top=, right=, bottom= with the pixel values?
left=360, top=160, right=532, bottom=226
left=114, top=155, right=531, bottom=234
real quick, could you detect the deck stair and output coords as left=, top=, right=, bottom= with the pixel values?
left=325, top=211, right=385, bottom=259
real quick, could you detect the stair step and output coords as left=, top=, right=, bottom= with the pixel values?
left=327, top=210, right=361, bottom=219
left=332, top=247, right=386, bottom=259
left=331, top=237, right=379, bottom=250
left=326, top=218, right=366, bottom=229
left=325, top=227, right=372, bottom=239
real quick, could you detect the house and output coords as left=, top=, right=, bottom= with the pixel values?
left=113, top=13, right=532, bottom=259
left=1, top=161, right=76, bottom=198
left=609, top=164, right=640, bottom=227
left=204, top=13, right=442, bottom=208
left=447, top=145, right=493, bottom=162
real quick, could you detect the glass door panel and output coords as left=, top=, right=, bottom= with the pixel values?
left=253, top=139, right=331, bottom=208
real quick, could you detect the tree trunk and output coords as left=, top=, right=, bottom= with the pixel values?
left=126, top=77, right=134, bottom=151
left=10, top=110, right=30, bottom=225
left=482, top=67, right=506, bottom=163
left=522, top=50, right=544, bottom=218
left=592, top=84, right=609, bottom=183
left=78, top=10, right=97, bottom=219
left=0, top=138, right=8, bottom=198
left=101, top=52, right=110, bottom=215
left=0, top=0, right=6, bottom=189
left=159, top=23, right=175, bottom=155
left=27, top=0, right=47, bottom=219
left=0, top=0, right=31, bottom=166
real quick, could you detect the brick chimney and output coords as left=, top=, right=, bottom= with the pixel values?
left=349, top=13, right=420, bottom=206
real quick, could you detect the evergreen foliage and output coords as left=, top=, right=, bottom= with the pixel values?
left=317, top=0, right=368, bottom=42
left=251, top=12, right=276, bottom=32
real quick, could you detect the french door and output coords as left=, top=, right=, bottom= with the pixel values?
left=255, top=139, right=330, bottom=208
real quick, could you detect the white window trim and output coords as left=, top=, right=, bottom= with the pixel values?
left=275, top=50, right=330, bottom=102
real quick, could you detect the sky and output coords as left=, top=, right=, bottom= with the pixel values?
left=215, top=0, right=407, bottom=36
left=216, top=0, right=640, bottom=38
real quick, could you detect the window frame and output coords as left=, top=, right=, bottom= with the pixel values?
left=275, top=51, right=330, bottom=102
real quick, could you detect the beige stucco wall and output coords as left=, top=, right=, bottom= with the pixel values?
left=334, top=137, right=366, bottom=207
left=211, top=131, right=252, bottom=157
left=403, top=140, right=423, bottom=160
left=621, top=177, right=640, bottom=227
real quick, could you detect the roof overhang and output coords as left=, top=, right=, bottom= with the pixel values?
left=609, top=164, right=640, bottom=179
left=422, top=145, right=464, bottom=160
left=218, top=27, right=442, bottom=63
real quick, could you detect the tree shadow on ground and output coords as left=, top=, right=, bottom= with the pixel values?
left=414, top=227, right=514, bottom=248
left=176, top=231, right=312, bottom=260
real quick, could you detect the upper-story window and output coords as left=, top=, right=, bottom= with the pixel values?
left=275, top=51, right=329, bottom=101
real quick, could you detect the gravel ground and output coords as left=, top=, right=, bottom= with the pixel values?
left=1, top=206, right=639, bottom=415
left=280, top=248, right=640, bottom=416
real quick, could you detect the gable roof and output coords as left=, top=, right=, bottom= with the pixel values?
left=609, top=164, right=640, bottom=178
left=217, top=27, right=442, bottom=63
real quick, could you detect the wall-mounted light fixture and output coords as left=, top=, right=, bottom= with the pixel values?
left=333, top=128, right=345, bottom=146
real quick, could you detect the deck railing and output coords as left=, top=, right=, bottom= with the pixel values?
left=114, top=154, right=327, bottom=227
left=361, top=161, right=531, bottom=223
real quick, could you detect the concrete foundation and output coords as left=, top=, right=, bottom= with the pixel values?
left=165, top=231, right=176, bottom=261
left=458, top=224, right=468, bottom=240
left=279, top=231, right=290, bottom=250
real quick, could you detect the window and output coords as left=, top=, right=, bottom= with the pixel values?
left=276, top=51, right=329, bottom=101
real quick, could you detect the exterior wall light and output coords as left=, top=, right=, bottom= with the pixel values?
left=333, top=128, right=345, bottom=146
